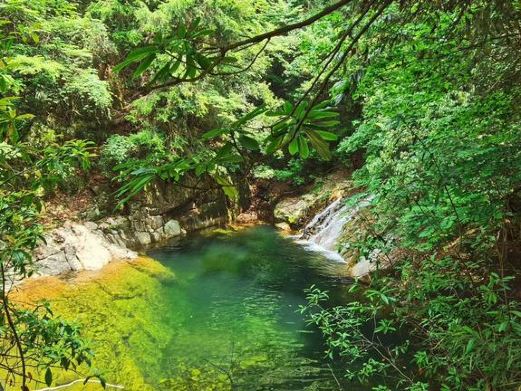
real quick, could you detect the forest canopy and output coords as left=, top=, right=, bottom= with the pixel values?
left=1, top=0, right=521, bottom=390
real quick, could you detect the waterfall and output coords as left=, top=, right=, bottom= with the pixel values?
left=296, top=196, right=370, bottom=262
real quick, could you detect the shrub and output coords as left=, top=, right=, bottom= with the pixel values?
left=99, top=130, right=165, bottom=175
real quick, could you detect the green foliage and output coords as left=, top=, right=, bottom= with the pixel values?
left=253, top=159, right=306, bottom=186
left=64, top=70, right=112, bottom=115
left=0, top=22, right=97, bottom=388
left=2, top=0, right=521, bottom=389
left=13, top=302, right=94, bottom=385
left=0, top=0, right=113, bottom=134
left=97, top=0, right=298, bottom=201
left=202, top=105, right=265, bottom=152
left=265, top=101, right=339, bottom=160
left=113, top=17, right=216, bottom=84
left=303, top=266, right=521, bottom=390
left=299, top=2, right=521, bottom=391
left=0, top=95, right=34, bottom=142
left=99, top=130, right=166, bottom=175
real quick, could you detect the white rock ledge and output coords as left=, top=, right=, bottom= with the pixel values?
left=34, top=221, right=138, bottom=277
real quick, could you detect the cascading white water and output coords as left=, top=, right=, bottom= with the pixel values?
left=296, top=196, right=370, bottom=262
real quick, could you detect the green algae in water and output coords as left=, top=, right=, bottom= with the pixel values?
left=12, top=257, right=176, bottom=391
left=147, top=226, right=353, bottom=390
left=16, top=226, right=357, bottom=390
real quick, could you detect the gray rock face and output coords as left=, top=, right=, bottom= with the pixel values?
left=37, top=251, right=71, bottom=276
left=95, top=211, right=184, bottom=249
left=134, top=231, right=152, bottom=246
left=34, top=221, right=138, bottom=277
left=33, top=210, right=188, bottom=278
left=163, top=219, right=181, bottom=237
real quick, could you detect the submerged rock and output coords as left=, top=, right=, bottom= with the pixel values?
left=12, top=257, right=175, bottom=390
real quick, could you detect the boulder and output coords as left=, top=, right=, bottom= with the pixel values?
left=37, top=251, right=71, bottom=276
left=84, top=221, right=98, bottom=231
left=134, top=232, right=152, bottom=247
left=72, top=225, right=113, bottom=270
left=147, top=215, right=163, bottom=230
left=151, top=229, right=165, bottom=243
left=34, top=221, right=137, bottom=277
left=275, top=222, right=292, bottom=232
left=236, top=211, right=258, bottom=224
left=163, top=219, right=181, bottom=237
left=274, top=196, right=314, bottom=226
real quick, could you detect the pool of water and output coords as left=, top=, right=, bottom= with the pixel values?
left=145, top=225, right=355, bottom=390
left=15, top=225, right=360, bottom=390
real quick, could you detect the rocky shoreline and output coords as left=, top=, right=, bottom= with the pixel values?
left=34, top=211, right=185, bottom=277
left=33, top=170, right=379, bottom=279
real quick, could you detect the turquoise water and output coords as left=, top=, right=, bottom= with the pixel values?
left=147, top=225, right=356, bottom=390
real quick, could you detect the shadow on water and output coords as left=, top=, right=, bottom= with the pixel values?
left=147, top=225, right=360, bottom=390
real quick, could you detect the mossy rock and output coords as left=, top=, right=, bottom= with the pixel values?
left=274, top=172, right=354, bottom=228
left=11, top=257, right=176, bottom=390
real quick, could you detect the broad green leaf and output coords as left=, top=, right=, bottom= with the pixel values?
left=283, top=101, right=293, bottom=114
left=113, top=46, right=157, bottom=73
left=298, top=136, right=309, bottom=158
left=316, top=130, right=338, bottom=141
left=465, top=339, right=476, bottom=354
left=15, top=113, right=35, bottom=121
left=265, top=135, right=284, bottom=154
left=238, top=135, right=260, bottom=150
left=313, top=120, right=340, bottom=127
left=235, top=106, right=266, bottom=127
left=45, top=368, right=52, bottom=387
left=306, top=129, right=331, bottom=160
left=177, top=23, right=187, bottom=39
left=202, top=128, right=228, bottom=140
left=194, top=52, right=211, bottom=70
left=307, top=111, right=339, bottom=120
left=132, top=54, right=156, bottom=78
left=294, top=101, right=307, bottom=119
left=288, top=137, right=299, bottom=155
left=213, top=175, right=238, bottom=201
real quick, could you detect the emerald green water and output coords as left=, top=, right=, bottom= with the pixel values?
left=146, top=225, right=355, bottom=390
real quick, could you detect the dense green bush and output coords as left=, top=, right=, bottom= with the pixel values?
left=99, top=130, right=166, bottom=175
left=2, top=0, right=521, bottom=389
left=253, top=159, right=306, bottom=186
left=0, top=0, right=114, bottom=139
left=301, top=4, right=521, bottom=390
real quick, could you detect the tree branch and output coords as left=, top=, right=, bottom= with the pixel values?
left=1, top=263, right=27, bottom=390
left=140, top=0, right=354, bottom=94
left=220, top=0, right=354, bottom=52
left=289, top=0, right=392, bottom=140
